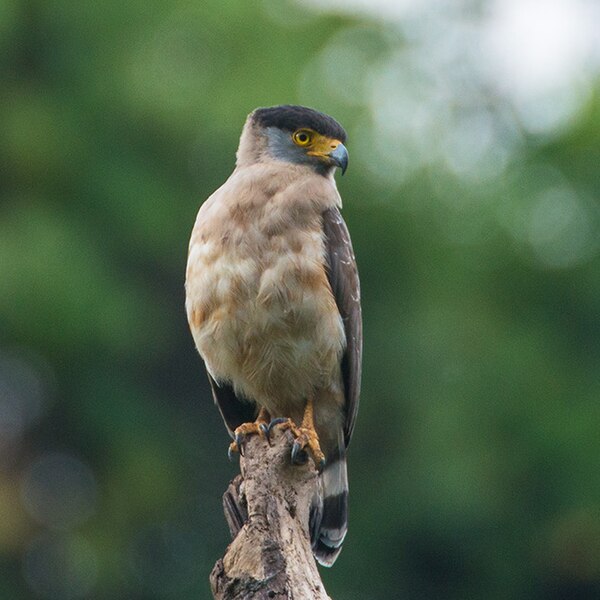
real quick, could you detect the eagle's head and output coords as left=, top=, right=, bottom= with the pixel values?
left=237, top=104, right=348, bottom=176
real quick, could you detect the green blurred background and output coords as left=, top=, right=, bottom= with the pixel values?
left=2, top=0, right=600, bottom=598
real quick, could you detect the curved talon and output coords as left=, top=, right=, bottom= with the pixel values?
left=291, top=440, right=308, bottom=465
left=227, top=409, right=271, bottom=458
left=271, top=415, right=325, bottom=470
left=227, top=404, right=325, bottom=470
left=235, top=433, right=245, bottom=457
left=267, top=417, right=288, bottom=434
left=228, top=441, right=238, bottom=461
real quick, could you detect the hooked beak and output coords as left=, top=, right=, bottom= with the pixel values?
left=328, top=143, right=349, bottom=175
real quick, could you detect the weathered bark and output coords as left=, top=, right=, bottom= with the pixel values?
left=210, top=427, right=331, bottom=600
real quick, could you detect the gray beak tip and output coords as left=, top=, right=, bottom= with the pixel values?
left=330, top=143, right=349, bottom=175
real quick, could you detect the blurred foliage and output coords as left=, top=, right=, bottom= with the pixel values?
left=1, top=0, right=600, bottom=598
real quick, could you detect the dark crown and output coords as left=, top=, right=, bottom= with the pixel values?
left=252, top=105, right=347, bottom=143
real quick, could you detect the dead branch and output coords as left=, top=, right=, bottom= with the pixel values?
left=210, top=427, right=331, bottom=600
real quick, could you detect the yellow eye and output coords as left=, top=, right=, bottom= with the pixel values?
left=292, top=130, right=312, bottom=146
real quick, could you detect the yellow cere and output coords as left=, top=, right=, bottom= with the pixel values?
left=292, top=129, right=342, bottom=158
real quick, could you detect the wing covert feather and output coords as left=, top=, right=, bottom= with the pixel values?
left=322, top=207, right=362, bottom=447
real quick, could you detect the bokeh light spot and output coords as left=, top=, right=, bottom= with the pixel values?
left=0, top=351, right=50, bottom=456
left=128, top=523, right=204, bottom=594
left=21, top=453, right=97, bottom=531
left=528, top=186, right=596, bottom=269
left=23, top=533, right=98, bottom=600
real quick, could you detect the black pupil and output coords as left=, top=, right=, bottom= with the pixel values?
left=298, top=133, right=307, bottom=142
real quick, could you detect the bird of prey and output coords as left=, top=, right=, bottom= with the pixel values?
left=185, top=105, right=361, bottom=566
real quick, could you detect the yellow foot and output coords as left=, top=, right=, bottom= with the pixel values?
left=274, top=418, right=326, bottom=471
left=228, top=411, right=269, bottom=460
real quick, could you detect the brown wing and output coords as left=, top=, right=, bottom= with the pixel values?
left=322, top=206, right=362, bottom=447
left=207, top=373, right=257, bottom=438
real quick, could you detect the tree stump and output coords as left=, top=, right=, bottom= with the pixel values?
left=210, top=427, right=331, bottom=599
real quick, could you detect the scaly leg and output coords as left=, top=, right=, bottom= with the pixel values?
left=277, top=395, right=325, bottom=470
left=228, top=406, right=270, bottom=459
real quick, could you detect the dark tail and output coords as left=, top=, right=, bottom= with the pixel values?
left=310, top=449, right=349, bottom=566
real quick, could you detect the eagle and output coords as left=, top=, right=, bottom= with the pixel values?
left=185, top=105, right=362, bottom=566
